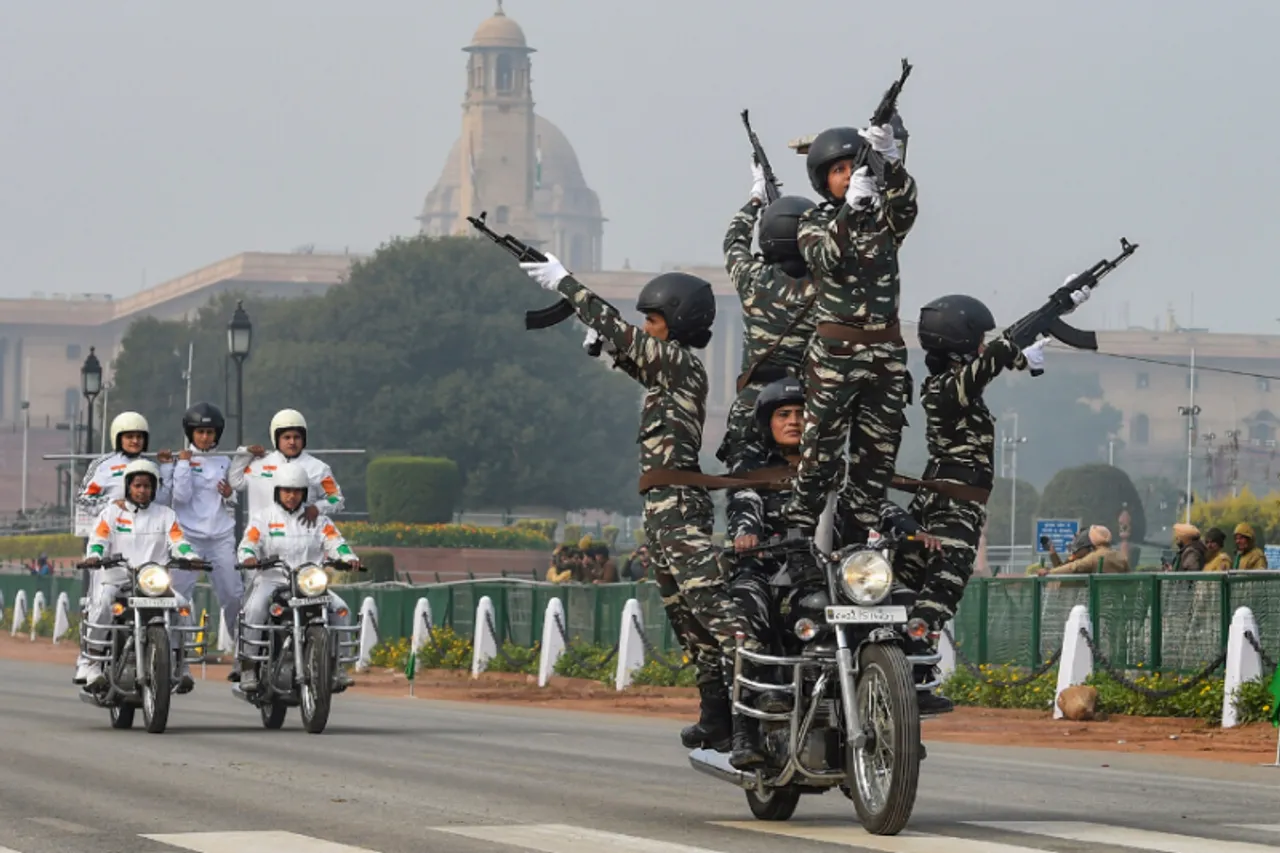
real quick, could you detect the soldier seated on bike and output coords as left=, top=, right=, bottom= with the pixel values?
left=235, top=462, right=360, bottom=694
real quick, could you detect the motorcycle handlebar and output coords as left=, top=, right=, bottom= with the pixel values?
left=234, top=558, right=364, bottom=572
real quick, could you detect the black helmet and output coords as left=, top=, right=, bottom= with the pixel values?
left=918, top=295, right=996, bottom=355
left=1069, top=529, right=1093, bottom=554
left=636, top=272, right=717, bottom=348
left=754, top=377, right=806, bottom=447
left=805, top=127, right=868, bottom=200
left=182, top=401, right=226, bottom=447
left=758, top=196, right=817, bottom=262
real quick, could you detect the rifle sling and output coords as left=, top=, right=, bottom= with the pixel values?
left=736, top=290, right=819, bottom=393
left=639, top=465, right=794, bottom=494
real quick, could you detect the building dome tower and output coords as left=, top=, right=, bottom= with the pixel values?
left=417, top=2, right=605, bottom=271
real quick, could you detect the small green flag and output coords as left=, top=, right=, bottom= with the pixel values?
left=1268, top=663, right=1280, bottom=728
left=404, top=649, right=416, bottom=682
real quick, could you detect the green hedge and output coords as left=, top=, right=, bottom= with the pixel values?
left=0, top=534, right=82, bottom=560
left=514, top=519, right=558, bottom=540
left=341, top=522, right=550, bottom=550
left=366, top=456, right=460, bottom=524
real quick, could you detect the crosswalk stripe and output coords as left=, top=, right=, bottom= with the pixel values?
left=433, top=823, right=727, bottom=852
left=1228, top=824, right=1280, bottom=834
left=143, top=831, right=378, bottom=853
left=0, top=847, right=26, bottom=853
left=710, top=821, right=1050, bottom=852
left=969, top=821, right=1280, bottom=853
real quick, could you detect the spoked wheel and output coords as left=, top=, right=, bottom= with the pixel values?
left=299, top=626, right=332, bottom=734
left=109, top=703, right=135, bottom=729
left=142, top=626, right=172, bottom=734
left=745, top=785, right=801, bottom=821
left=848, top=643, right=920, bottom=835
left=260, top=701, right=288, bottom=729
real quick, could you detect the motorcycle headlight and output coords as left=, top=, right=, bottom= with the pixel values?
left=137, top=564, right=171, bottom=597
left=296, top=565, right=329, bottom=597
left=838, top=551, right=893, bottom=605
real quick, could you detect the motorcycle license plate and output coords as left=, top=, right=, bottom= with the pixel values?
left=128, top=597, right=178, bottom=609
left=289, top=596, right=329, bottom=607
left=825, top=605, right=907, bottom=624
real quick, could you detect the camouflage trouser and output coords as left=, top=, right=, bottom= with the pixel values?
left=727, top=563, right=780, bottom=651
left=653, top=562, right=721, bottom=688
left=895, top=490, right=986, bottom=630
left=715, top=379, right=769, bottom=467
left=785, top=335, right=909, bottom=530
left=644, top=486, right=763, bottom=662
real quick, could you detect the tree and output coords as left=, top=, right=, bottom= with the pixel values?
left=1133, top=475, right=1184, bottom=543
left=1037, top=463, right=1146, bottom=545
left=983, top=478, right=1040, bottom=547
left=107, top=236, right=644, bottom=513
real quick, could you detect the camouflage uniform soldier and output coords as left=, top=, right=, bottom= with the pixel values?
left=782, top=124, right=919, bottom=539
left=716, top=161, right=818, bottom=469
left=897, top=293, right=1074, bottom=713
left=517, top=254, right=764, bottom=752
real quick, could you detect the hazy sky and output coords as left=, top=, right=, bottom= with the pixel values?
left=3, top=1, right=1278, bottom=333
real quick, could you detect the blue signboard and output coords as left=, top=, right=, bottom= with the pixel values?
left=1264, top=545, right=1280, bottom=569
left=1035, top=518, right=1081, bottom=554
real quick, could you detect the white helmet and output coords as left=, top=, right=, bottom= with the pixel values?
left=123, top=458, right=161, bottom=506
left=270, top=408, right=307, bottom=451
left=272, top=462, right=311, bottom=511
left=110, top=412, right=150, bottom=453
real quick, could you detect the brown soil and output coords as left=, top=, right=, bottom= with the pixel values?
left=6, top=632, right=1275, bottom=765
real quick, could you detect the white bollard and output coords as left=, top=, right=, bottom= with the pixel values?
left=1223, top=606, right=1264, bottom=729
left=216, top=609, right=234, bottom=654
left=0, top=590, right=6, bottom=628
left=537, top=597, right=567, bottom=687
left=11, top=590, right=28, bottom=638
left=470, top=595, right=497, bottom=677
left=52, top=592, right=71, bottom=644
left=356, top=596, right=378, bottom=672
left=614, top=598, right=646, bottom=691
left=937, top=627, right=957, bottom=684
left=411, top=597, right=434, bottom=654
left=1053, top=604, right=1094, bottom=720
left=29, top=591, right=46, bottom=642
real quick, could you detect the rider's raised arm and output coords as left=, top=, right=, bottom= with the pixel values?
left=226, top=449, right=254, bottom=493
left=237, top=515, right=267, bottom=563
left=165, top=513, right=200, bottom=562
left=85, top=505, right=114, bottom=559
left=307, top=458, right=345, bottom=517
left=318, top=519, right=357, bottom=564
left=941, top=336, right=1025, bottom=407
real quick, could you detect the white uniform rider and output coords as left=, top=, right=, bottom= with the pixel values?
left=228, top=409, right=345, bottom=526
left=74, top=412, right=164, bottom=677
left=77, top=459, right=202, bottom=692
left=157, top=402, right=244, bottom=681
left=235, top=462, right=359, bottom=694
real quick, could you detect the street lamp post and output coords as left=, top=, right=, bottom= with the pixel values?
left=80, top=347, right=103, bottom=470
left=1003, top=412, right=1028, bottom=552
left=227, top=302, right=253, bottom=538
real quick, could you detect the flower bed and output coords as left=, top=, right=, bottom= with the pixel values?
left=341, top=522, right=551, bottom=551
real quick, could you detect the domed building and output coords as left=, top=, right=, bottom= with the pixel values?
left=418, top=3, right=605, bottom=272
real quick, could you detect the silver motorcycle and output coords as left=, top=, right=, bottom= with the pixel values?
left=689, top=529, right=940, bottom=835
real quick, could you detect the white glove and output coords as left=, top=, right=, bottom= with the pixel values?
left=858, top=123, right=901, bottom=163
left=845, top=165, right=879, bottom=208
left=1063, top=273, right=1092, bottom=307
left=749, top=162, right=767, bottom=203
left=519, top=253, right=569, bottom=291
left=1022, top=338, right=1048, bottom=376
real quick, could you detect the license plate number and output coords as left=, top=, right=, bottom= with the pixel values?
left=288, top=596, right=329, bottom=607
left=128, top=597, right=178, bottom=609
left=825, top=605, right=907, bottom=624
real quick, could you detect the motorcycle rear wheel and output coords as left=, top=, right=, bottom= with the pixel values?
left=142, top=626, right=172, bottom=734
left=299, top=626, right=332, bottom=734
left=848, top=643, right=920, bottom=835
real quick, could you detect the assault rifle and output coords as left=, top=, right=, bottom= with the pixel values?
left=1004, top=238, right=1140, bottom=352
left=741, top=109, right=781, bottom=204
left=466, top=210, right=605, bottom=356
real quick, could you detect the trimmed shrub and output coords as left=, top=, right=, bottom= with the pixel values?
left=1037, top=464, right=1146, bottom=545
left=366, top=456, right=461, bottom=524
left=342, top=522, right=551, bottom=550
left=514, top=518, right=558, bottom=540
left=562, top=524, right=583, bottom=546
left=0, top=534, right=82, bottom=561
left=601, top=525, right=620, bottom=548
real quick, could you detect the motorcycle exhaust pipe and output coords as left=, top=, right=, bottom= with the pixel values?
left=688, top=748, right=754, bottom=790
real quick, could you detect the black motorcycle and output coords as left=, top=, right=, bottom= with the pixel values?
left=231, top=556, right=363, bottom=734
left=75, top=554, right=208, bottom=734
left=689, top=529, right=940, bottom=835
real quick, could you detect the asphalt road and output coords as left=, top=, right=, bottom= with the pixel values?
left=2, top=657, right=1279, bottom=853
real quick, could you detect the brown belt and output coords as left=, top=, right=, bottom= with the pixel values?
left=890, top=474, right=991, bottom=505
left=638, top=465, right=795, bottom=494
left=816, top=321, right=903, bottom=345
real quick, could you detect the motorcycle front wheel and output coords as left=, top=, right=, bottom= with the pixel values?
left=745, top=785, right=801, bottom=821
left=260, top=701, right=288, bottom=729
left=299, top=626, right=332, bottom=734
left=848, top=642, right=920, bottom=835
left=142, top=625, right=172, bottom=734
left=109, top=703, right=135, bottom=729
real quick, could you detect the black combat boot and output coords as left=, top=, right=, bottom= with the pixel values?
left=680, top=678, right=732, bottom=752
left=904, top=632, right=954, bottom=716
left=729, top=710, right=765, bottom=770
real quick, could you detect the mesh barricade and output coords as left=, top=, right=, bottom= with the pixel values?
left=565, top=584, right=597, bottom=643
left=1092, top=575, right=1154, bottom=670
left=1230, top=572, right=1280, bottom=658
left=1160, top=574, right=1224, bottom=671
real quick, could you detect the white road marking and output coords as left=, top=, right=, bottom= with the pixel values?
left=1228, top=824, right=1280, bottom=833
left=143, top=831, right=379, bottom=853
left=970, top=820, right=1280, bottom=853
left=711, top=821, right=1050, bottom=852
left=433, top=823, right=728, bottom=852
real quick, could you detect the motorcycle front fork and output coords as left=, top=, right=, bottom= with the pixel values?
left=834, top=625, right=865, bottom=750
